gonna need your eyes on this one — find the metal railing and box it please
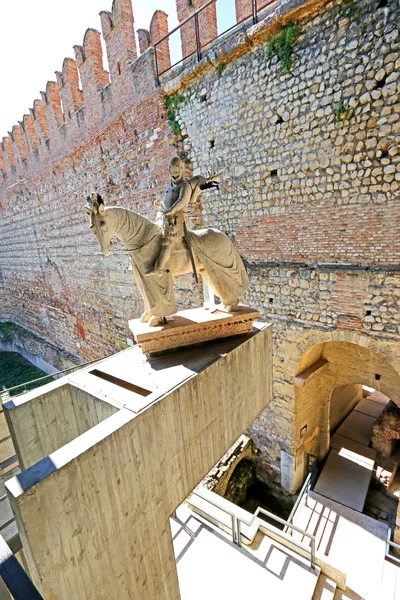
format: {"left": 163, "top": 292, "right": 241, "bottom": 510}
{"left": 192, "top": 488, "right": 316, "bottom": 569}
{"left": 0, "top": 493, "right": 15, "bottom": 534}
{"left": 239, "top": 505, "right": 316, "bottom": 569}
{"left": 0, "top": 532, "right": 44, "bottom": 599}
{"left": 284, "top": 471, "right": 313, "bottom": 534}
{"left": 284, "top": 453, "right": 319, "bottom": 535}
{"left": 154, "top": 0, "right": 277, "bottom": 81}
{"left": 0, "top": 352, "right": 116, "bottom": 402}
{"left": 385, "top": 528, "right": 400, "bottom": 565}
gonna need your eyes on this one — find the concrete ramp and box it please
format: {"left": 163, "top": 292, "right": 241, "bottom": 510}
{"left": 335, "top": 411, "right": 376, "bottom": 447}
{"left": 314, "top": 447, "right": 374, "bottom": 512}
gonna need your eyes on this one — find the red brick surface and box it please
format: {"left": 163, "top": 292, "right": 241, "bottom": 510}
{"left": 175, "top": 0, "right": 217, "bottom": 59}
{"left": 0, "top": 3, "right": 182, "bottom": 361}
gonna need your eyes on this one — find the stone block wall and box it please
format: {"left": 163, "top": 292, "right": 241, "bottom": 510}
{"left": 165, "top": 0, "right": 400, "bottom": 486}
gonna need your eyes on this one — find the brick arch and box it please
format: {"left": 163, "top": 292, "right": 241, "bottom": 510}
{"left": 292, "top": 329, "right": 400, "bottom": 387}
{"left": 295, "top": 338, "right": 400, "bottom": 406}
{"left": 286, "top": 330, "right": 400, "bottom": 492}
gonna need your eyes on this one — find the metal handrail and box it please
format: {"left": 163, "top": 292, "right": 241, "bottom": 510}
{"left": 386, "top": 528, "right": 400, "bottom": 565}
{"left": 0, "top": 352, "right": 116, "bottom": 400}
{"left": 284, "top": 454, "right": 320, "bottom": 534}
{"left": 238, "top": 506, "right": 316, "bottom": 569}
{"left": 153, "top": 0, "right": 277, "bottom": 80}
{"left": 284, "top": 471, "right": 312, "bottom": 533}
{"left": 0, "top": 532, "right": 44, "bottom": 599}
{"left": 192, "top": 488, "right": 316, "bottom": 569}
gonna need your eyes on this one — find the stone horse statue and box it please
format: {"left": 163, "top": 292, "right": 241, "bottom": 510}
{"left": 85, "top": 194, "right": 250, "bottom": 326}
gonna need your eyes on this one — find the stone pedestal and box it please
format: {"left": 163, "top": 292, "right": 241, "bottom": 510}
{"left": 129, "top": 305, "right": 260, "bottom": 353}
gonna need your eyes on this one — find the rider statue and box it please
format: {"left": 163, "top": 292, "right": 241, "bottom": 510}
{"left": 145, "top": 157, "right": 219, "bottom": 276}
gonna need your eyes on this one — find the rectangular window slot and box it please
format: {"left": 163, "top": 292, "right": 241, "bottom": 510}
{"left": 90, "top": 369, "right": 152, "bottom": 397}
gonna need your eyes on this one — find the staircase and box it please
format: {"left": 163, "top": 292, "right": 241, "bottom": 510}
{"left": 292, "top": 491, "right": 400, "bottom": 600}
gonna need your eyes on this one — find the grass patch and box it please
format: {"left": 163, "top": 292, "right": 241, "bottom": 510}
{"left": 0, "top": 352, "right": 51, "bottom": 397}
{"left": 0, "top": 322, "right": 26, "bottom": 341}
{"left": 267, "top": 21, "right": 301, "bottom": 74}
{"left": 342, "top": 0, "right": 361, "bottom": 19}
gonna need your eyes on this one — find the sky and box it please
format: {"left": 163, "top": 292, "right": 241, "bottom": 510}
{"left": 0, "top": 0, "right": 179, "bottom": 137}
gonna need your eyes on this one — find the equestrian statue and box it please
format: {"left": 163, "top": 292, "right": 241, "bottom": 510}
{"left": 85, "top": 157, "right": 250, "bottom": 327}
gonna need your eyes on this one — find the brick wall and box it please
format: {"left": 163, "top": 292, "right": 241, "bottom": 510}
{"left": 0, "top": 2, "right": 187, "bottom": 362}
{"left": 235, "top": 0, "right": 253, "bottom": 23}
{"left": 175, "top": 0, "right": 218, "bottom": 59}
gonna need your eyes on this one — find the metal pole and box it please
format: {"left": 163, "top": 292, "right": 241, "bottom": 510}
{"left": 236, "top": 517, "right": 242, "bottom": 548}
{"left": 194, "top": 13, "right": 202, "bottom": 62}
{"left": 252, "top": 0, "right": 258, "bottom": 24}
{"left": 310, "top": 537, "right": 315, "bottom": 570}
{"left": 154, "top": 44, "right": 160, "bottom": 86}
{"left": 231, "top": 515, "right": 236, "bottom": 544}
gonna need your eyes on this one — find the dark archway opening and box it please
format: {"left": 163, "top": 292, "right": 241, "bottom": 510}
{"left": 223, "top": 459, "right": 294, "bottom": 528}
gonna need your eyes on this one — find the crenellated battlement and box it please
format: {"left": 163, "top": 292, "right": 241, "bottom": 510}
{"left": 0, "top": 0, "right": 272, "bottom": 189}
{"left": 0, "top": 0, "right": 175, "bottom": 190}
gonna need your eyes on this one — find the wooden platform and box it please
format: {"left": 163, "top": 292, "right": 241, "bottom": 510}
{"left": 129, "top": 305, "right": 260, "bottom": 354}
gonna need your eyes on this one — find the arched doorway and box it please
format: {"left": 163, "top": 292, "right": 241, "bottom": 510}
{"left": 292, "top": 338, "right": 400, "bottom": 492}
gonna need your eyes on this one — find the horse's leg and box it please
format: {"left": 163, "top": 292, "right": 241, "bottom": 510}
{"left": 198, "top": 267, "right": 239, "bottom": 312}
{"left": 198, "top": 268, "right": 215, "bottom": 310}
{"left": 130, "top": 259, "right": 152, "bottom": 322}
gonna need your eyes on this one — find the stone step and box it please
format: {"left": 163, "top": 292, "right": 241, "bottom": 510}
{"left": 332, "top": 559, "right": 400, "bottom": 600}
{"left": 378, "top": 558, "right": 400, "bottom": 600}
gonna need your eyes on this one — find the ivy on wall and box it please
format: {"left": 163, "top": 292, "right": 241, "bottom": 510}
{"left": 267, "top": 21, "right": 301, "bottom": 73}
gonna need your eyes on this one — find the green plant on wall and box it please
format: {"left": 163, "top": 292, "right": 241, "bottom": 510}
{"left": 0, "top": 322, "right": 25, "bottom": 341}
{"left": 267, "top": 21, "right": 301, "bottom": 74}
{"left": 342, "top": 0, "right": 361, "bottom": 19}
{"left": 215, "top": 63, "right": 226, "bottom": 78}
{"left": 0, "top": 352, "right": 50, "bottom": 397}
{"left": 165, "top": 93, "right": 185, "bottom": 135}
{"left": 333, "top": 100, "right": 352, "bottom": 122}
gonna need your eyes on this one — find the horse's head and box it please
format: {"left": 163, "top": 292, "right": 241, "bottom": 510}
{"left": 85, "top": 194, "right": 113, "bottom": 257}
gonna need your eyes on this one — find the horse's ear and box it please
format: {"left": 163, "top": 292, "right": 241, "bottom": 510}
{"left": 98, "top": 202, "right": 105, "bottom": 214}
{"left": 84, "top": 196, "right": 93, "bottom": 214}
